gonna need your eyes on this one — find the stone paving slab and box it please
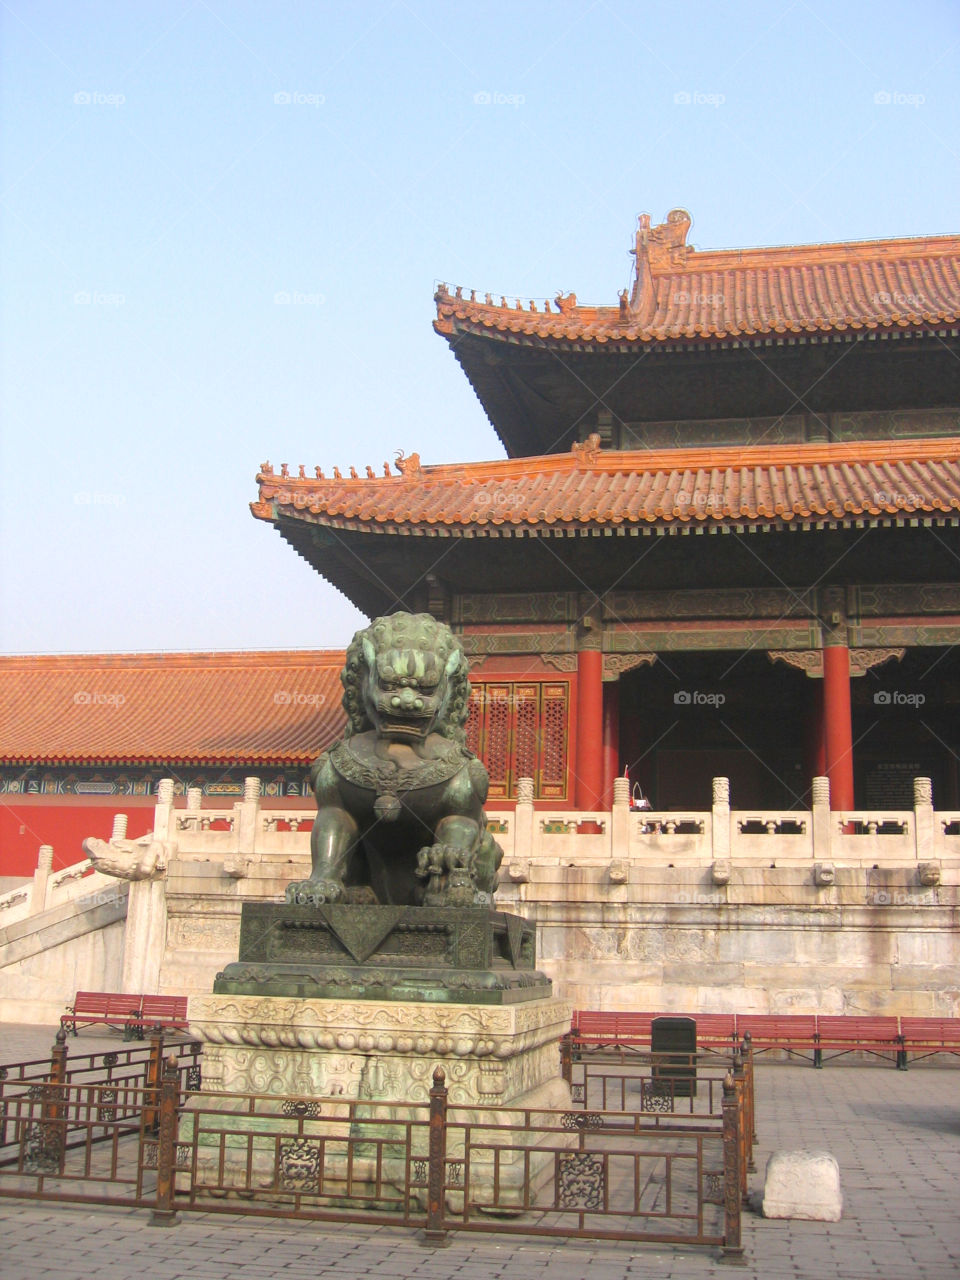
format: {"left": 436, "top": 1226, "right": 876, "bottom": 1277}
{"left": 2, "top": 1024, "right": 959, "bottom": 1279}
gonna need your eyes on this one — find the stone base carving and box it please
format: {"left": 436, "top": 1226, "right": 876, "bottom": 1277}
{"left": 189, "top": 993, "right": 570, "bottom": 1105}
{"left": 185, "top": 992, "right": 572, "bottom": 1207}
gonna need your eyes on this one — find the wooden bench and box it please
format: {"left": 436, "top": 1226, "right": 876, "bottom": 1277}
{"left": 571, "top": 1012, "right": 654, "bottom": 1051}
{"left": 139, "top": 995, "right": 189, "bottom": 1033}
{"left": 61, "top": 991, "right": 143, "bottom": 1038}
{"left": 899, "top": 1017, "right": 960, "bottom": 1067}
{"left": 736, "top": 1014, "right": 819, "bottom": 1064}
{"left": 688, "top": 1013, "right": 738, "bottom": 1048}
{"left": 570, "top": 1011, "right": 737, "bottom": 1054}
{"left": 61, "top": 991, "right": 189, "bottom": 1039}
{"left": 814, "top": 1015, "right": 903, "bottom": 1068}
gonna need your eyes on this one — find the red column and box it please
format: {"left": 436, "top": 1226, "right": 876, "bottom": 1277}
{"left": 575, "top": 649, "right": 605, "bottom": 809}
{"left": 602, "top": 682, "right": 620, "bottom": 809}
{"left": 823, "top": 645, "right": 855, "bottom": 810}
{"left": 803, "top": 677, "right": 826, "bottom": 787}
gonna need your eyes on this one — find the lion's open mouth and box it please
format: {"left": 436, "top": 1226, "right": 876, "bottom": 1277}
{"left": 379, "top": 717, "right": 431, "bottom": 740}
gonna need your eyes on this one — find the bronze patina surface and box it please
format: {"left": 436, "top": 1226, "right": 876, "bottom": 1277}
{"left": 214, "top": 613, "right": 551, "bottom": 1004}
{"left": 286, "top": 612, "right": 502, "bottom": 910}
{"left": 213, "top": 903, "right": 549, "bottom": 1004}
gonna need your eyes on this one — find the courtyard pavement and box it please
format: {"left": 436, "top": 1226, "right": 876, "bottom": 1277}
{"left": 1, "top": 1023, "right": 958, "bottom": 1279}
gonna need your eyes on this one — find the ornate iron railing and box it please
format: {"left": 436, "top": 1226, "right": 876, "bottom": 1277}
{"left": 0, "top": 1046, "right": 746, "bottom": 1258}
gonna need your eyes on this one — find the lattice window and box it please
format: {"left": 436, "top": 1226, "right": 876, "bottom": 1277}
{"left": 483, "top": 690, "right": 512, "bottom": 798}
{"left": 540, "top": 683, "right": 569, "bottom": 798}
{"left": 464, "top": 688, "right": 482, "bottom": 756}
{"left": 514, "top": 685, "right": 539, "bottom": 783}
{"left": 467, "top": 679, "right": 570, "bottom": 800}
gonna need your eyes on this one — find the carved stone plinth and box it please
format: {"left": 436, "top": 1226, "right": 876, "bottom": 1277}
{"left": 185, "top": 992, "right": 572, "bottom": 1206}
{"left": 190, "top": 992, "right": 570, "bottom": 1104}
{"left": 213, "top": 903, "right": 551, "bottom": 1005}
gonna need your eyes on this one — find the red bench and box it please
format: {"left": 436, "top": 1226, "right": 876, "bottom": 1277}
{"left": 734, "top": 1015, "right": 819, "bottom": 1064}
{"left": 814, "top": 1015, "right": 903, "bottom": 1068}
{"left": 570, "top": 1011, "right": 737, "bottom": 1053}
{"left": 899, "top": 1018, "right": 960, "bottom": 1067}
{"left": 688, "top": 1013, "right": 738, "bottom": 1048}
{"left": 139, "top": 995, "right": 189, "bottom": 1033}
{"left": 571, "top": 1012, "right": 654, "bottom": 1052}
{"left": 61, "top": 991, "right": 143, "bottom": 1037}
{"left": 570, "top": 1011, "right": 960, "bottom": 1069}
{"left": 61, "top": 991, "right": 189, "bottom": 1039}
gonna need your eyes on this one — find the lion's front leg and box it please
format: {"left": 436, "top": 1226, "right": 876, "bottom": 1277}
{"left": 285, "top": 753, "right": 360, "bottom": 906}
{"left": 415, "top": 814, "right": 490, "bottom": 906}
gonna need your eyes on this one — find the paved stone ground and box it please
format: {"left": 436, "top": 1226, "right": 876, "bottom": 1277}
{"left": 2, "top": 1024, "right": 959, "bottom": 1279}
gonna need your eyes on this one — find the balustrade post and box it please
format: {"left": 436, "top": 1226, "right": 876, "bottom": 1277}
{"left": 913, "top": 777, "right": 934, "bottom": 861}
{"left": 49, "top": 1025, "right": 69, "bottom": 1086}
{"left": 31, "top": 845, "right": 54, "bottom": 915}
{"left": 422, "top": 1066, "right": 450, "bottom": 1247}
{"left": 514, "top": 777, "right": 535, "bottom": 861}
{"left": 235, "top": 776, "right": 261, "bottom": 854}
{"left": 741, "top": 1032, "right": 757, "bottom": 1147}
{"left": 42, "top": 1027, "right": 69, "bottom": 1175}
{"left": 154, "top": 779, "right": 176, "bottom": 842}
{"left": 812, "top": 775, "right": 831, "bottom": 861}
{"left": 737, "top": 1038, "right": 755, "bottom": 1169}
{"left": 148, "top": 1055, "right": 181, "bottom": 1227}
{"left": 611, "top": 775, "right": 631, "bottom": 853}
{"left": 712, "top": 777, "right": 731, "bottom": 862}
{"left": 732, "top": 1047, "right": 748, "bottom": 1199}
{"left": 143, "top": 1026, "right": 165, "bottom": 1133}
{"left": 719, "top": 1072, "right": 745, "bottom": 1263}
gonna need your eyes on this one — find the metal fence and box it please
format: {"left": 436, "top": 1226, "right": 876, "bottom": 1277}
{"left": 0, "top": 1038, "right": 749, "bottom": 1258}
{"left": 0, "top": 1030, "right": 201, "bottom": 1180}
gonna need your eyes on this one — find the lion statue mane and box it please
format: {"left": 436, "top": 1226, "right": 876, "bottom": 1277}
{"left": 286, "top": 612, "right": 502, "bottom": 909}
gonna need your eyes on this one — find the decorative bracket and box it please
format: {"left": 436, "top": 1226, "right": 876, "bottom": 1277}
{"left": 602, "top": 653, "right": 657, "bottom": 681}
{"left": 767, "top": 647, "right": 906, "bottom": 678}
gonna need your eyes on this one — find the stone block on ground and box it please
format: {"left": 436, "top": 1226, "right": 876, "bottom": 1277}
{"left": 762, "top": 1148, "right": 842, "bottom": 1221}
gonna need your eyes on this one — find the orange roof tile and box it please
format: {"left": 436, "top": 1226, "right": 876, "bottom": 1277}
{"left": 435, "top": 210, "right": 960, "bottom": 345}
{"left": 0, "top": 651, "right": 347, "bottom": 765}
{"left": 254, "top": 438, "right": 960, "bottom": 535}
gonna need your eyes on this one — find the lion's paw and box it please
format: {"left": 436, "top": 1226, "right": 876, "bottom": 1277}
{"left": 285, "top": 878, "right": 345, "bottom": 906}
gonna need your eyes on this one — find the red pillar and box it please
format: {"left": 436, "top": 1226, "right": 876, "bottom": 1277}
{"left": 803, "top": 677, "right": 826, "bottom": 788}
{"left": 575, "top": 649, "right": 605, "bottom": 809}
{"left": 602, "top": 682, "right": 620, "bottom": 809}
{"left": 823, "top": 645, "right": 855, "bottom": 810}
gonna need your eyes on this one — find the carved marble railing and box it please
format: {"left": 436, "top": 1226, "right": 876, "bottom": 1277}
{"left": 493, "top": 775, "right": 958, "bottom": 879}
{"left": 0, "top": 847, "right": 121, "bottom": 927}
{"left": 54, "top": 774, "right": 958, "bottom": 900}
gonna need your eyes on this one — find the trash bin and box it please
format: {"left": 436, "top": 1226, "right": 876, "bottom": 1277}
{"left": 650, "top": 1015, "right": 697, "bottom": 1099}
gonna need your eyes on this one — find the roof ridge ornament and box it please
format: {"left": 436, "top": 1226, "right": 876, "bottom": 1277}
{"left": 630, "top": 208, "right": 693, "bottom": 312}
{"left": 394, "top": 449, "right": 423, "bottom": 478}
{"left": 571, "top": 433, "right": 603, "bottom": 463}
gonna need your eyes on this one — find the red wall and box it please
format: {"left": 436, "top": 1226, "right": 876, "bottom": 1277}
{"left": 0, "top": 796, "right": 157, "bottom": 877}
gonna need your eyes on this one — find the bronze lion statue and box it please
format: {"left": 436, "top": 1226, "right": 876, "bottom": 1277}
{"left": 286, "top": 612, "right": 503, "bottom": 908}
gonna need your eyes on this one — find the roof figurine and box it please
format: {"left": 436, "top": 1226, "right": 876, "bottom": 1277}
{"left": 394, "top": 450, "right": 422, "bottom": 478}
{"left": 570, "top": 433, "right": 603, "bottom": 463}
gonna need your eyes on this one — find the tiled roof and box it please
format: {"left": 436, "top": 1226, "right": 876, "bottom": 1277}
{"left": 253, "top": 438, "right": 960, "bottom": 535}
{"left": 0, "top": 651, "right": 347, "bottom": 765}
{"left": 435, "top": 210, "right": 960, "bottom": 345}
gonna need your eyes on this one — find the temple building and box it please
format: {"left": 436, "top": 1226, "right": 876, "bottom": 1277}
{"left": 252, "top": 211, "right": 960, "bottom": 814}
{"left": 3, "top": 210, "right": 959, "bottom": 1019}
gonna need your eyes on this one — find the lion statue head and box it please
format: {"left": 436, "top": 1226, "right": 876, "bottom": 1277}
{"left": 340, "top": 612, "right": 471, "bottom": 743}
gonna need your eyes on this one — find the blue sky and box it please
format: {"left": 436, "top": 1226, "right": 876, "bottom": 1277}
{"left": 2, "top": 0, "right": 958, "bottom": 653}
